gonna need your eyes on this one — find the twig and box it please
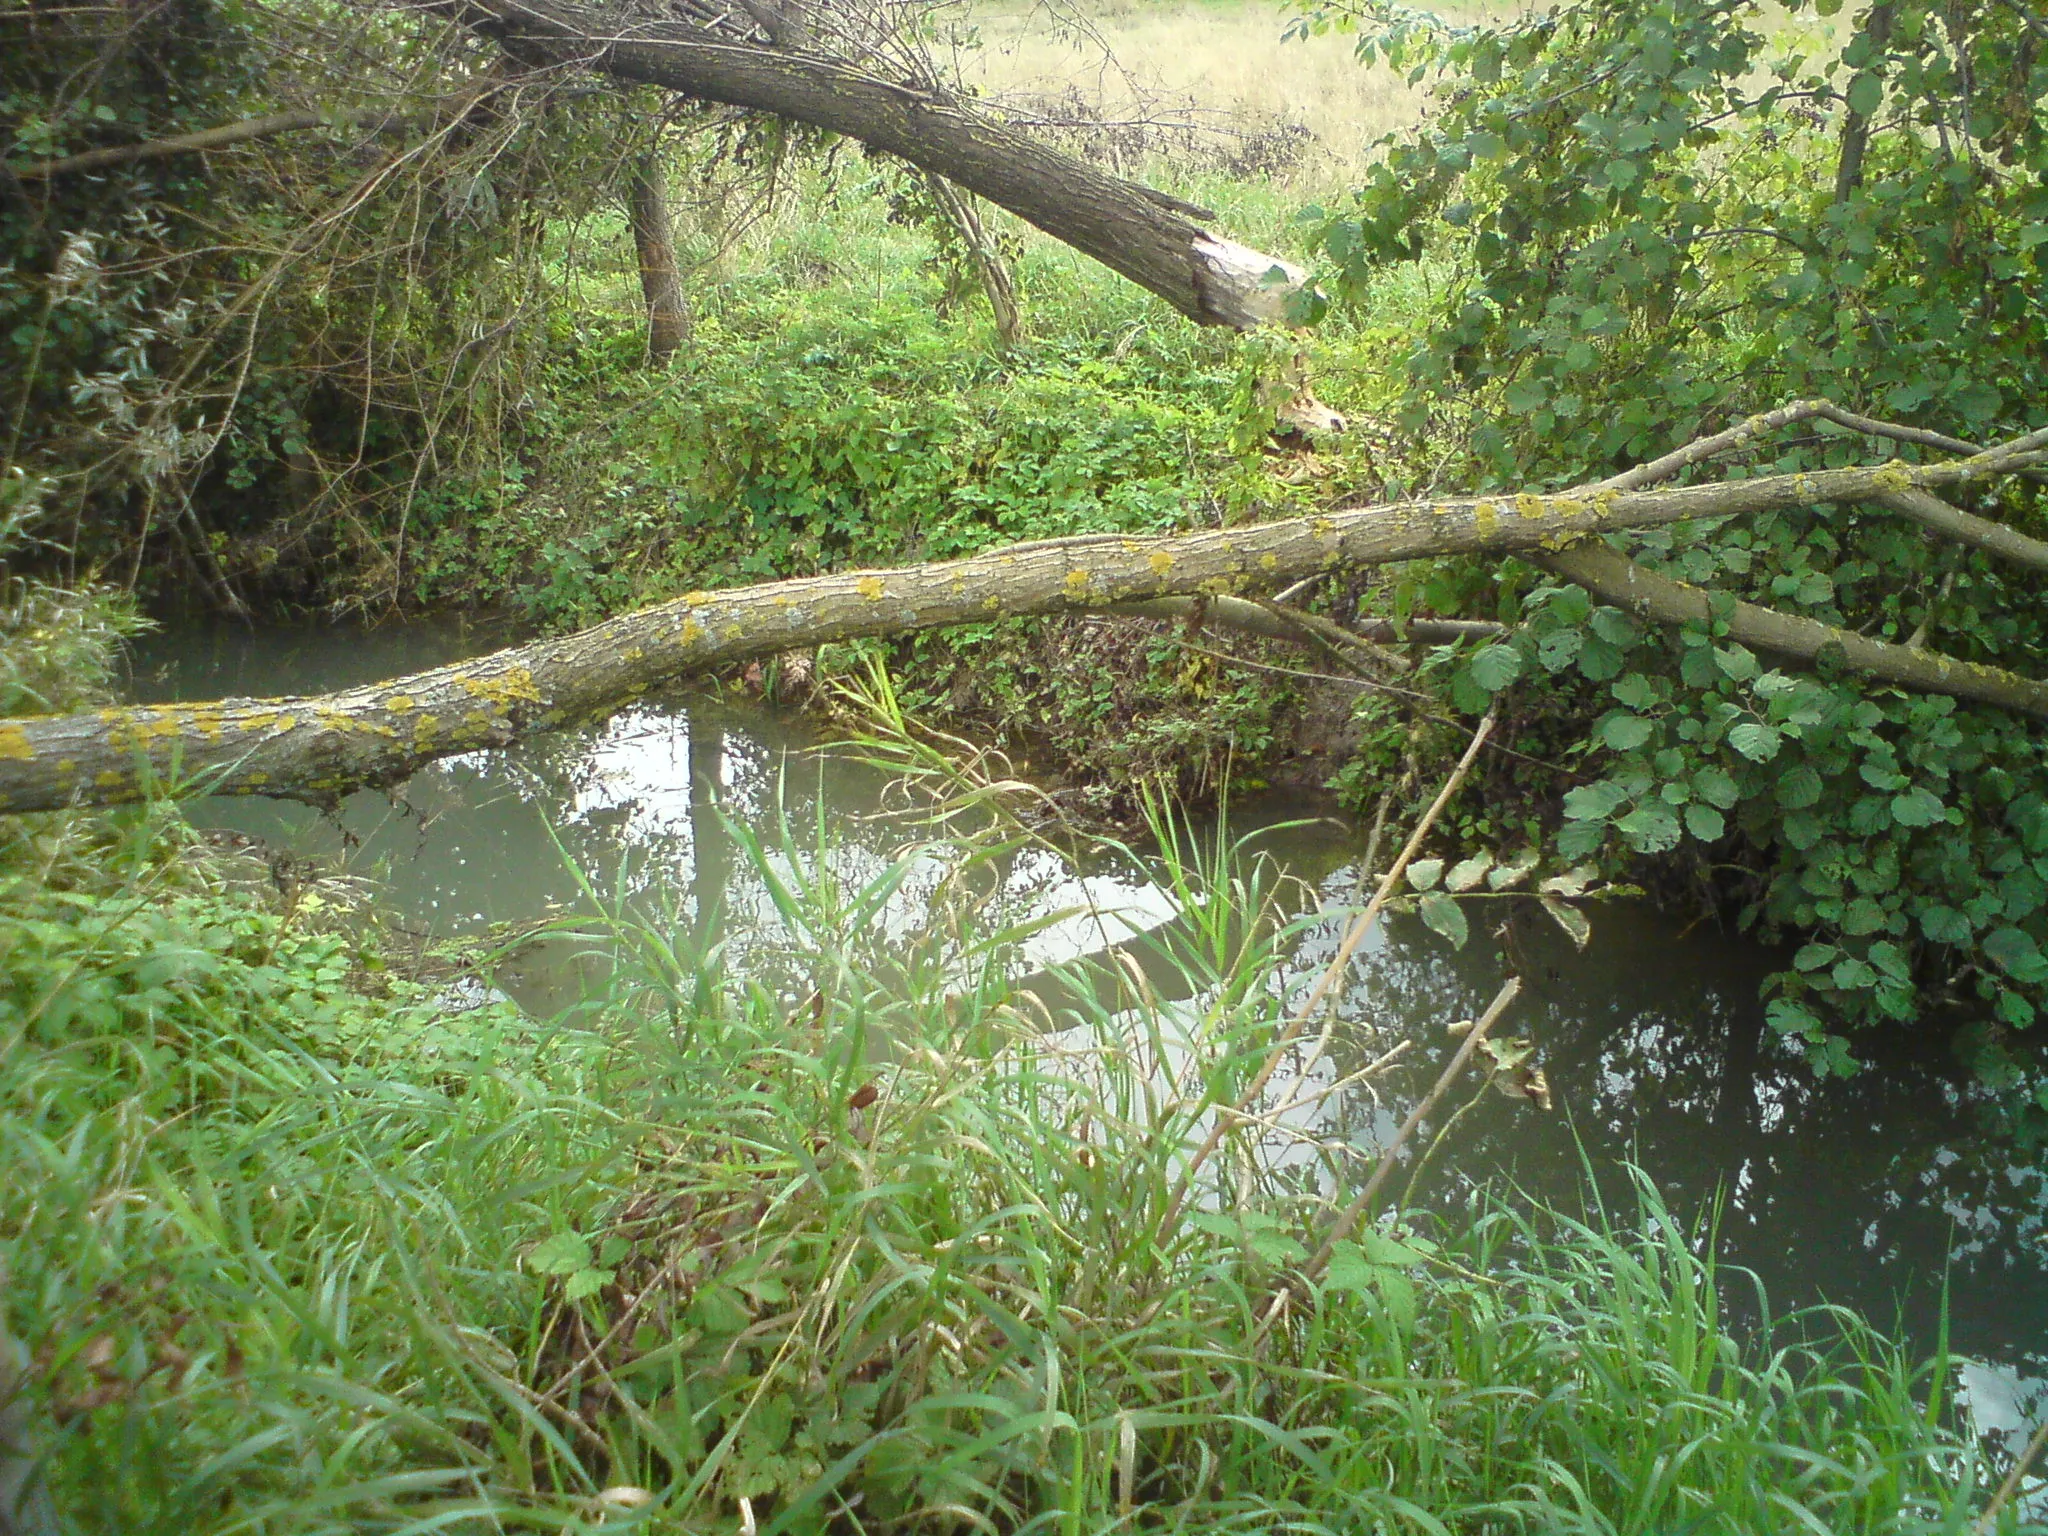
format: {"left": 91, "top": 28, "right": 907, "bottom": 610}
{"left": 1595, "top": 397, "right": 2047, "bottom": 494}
{"left": 1979, "top": 1413, "right": 2048, "bottom": 1533}
{"left": 1249, "top": 975, "right": 1522, "bottom": 1342}
{"left": 1153, "top": 708, "right": 1498, "bottom": 1245}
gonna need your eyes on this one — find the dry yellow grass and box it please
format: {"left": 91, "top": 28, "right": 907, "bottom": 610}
{"left": 955, "top": 0, "right": 1504, "bottom": 190}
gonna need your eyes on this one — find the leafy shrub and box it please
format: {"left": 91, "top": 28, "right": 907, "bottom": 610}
{"left": 1303, "top": 0, "right": 2048, "bottom": 1072}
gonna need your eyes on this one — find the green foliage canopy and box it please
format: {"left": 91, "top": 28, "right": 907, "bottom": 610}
{"left": 1301, "top": 0, "right": 2048, "bottom": 1079}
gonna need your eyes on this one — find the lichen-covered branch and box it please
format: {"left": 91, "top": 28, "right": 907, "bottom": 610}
{"left": 1537, "top": 544, "right": 2048, "bottom": 720}
{"left": 2, "top": 450, "right": 2038, "bottom": 815}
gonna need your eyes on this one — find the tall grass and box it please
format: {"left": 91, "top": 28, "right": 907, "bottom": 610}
{"left": 1, "top": 767, "right": 2019, "bottom": 1533}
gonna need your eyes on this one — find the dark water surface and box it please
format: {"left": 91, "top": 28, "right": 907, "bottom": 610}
{"left": 129, "top": 620, "right": 2048, "bottom": 1449}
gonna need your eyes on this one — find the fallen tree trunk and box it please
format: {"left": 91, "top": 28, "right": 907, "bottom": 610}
{"left": 452, "top": 0, "right": 1306, "bottom": 327}
{"left": 1, "top": 451, "right": 2038, "bottom": 816}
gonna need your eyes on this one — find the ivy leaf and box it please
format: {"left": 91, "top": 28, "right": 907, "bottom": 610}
{"left": 1418, "top": 892, "right": 1470, "bottom": 948}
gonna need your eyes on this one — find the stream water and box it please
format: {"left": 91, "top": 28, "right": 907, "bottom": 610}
{"left": 130, "top": 619, "right": 2048, "bottom": 1452}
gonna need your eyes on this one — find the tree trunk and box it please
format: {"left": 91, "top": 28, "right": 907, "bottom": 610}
{"left": 454, "top": 0, "right": 1305, "bottom": 328}
{"left": 1, "top": 450, "right": 2038, "bottom": 817}
{"left": 628, "top": 153, "right": 692, "bottom": 361}
{"left": 923, "top": 172, "right": 1021, "bottom": 346}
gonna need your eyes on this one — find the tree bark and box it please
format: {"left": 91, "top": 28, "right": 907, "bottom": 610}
{"left": 1833, "top": 2, "right": 1896, "bottom": 205}
{"left": 1, "top": 451, "right": 2038, "bottom": 816}
{"left": 627, "top": 153, "right": 692, "bottom": 361}
{"left": 452, "top": 0, "right": 1306, "bottom": 327}
{"left": 1537, "top": 544, "right": 2048, "bottom": 719}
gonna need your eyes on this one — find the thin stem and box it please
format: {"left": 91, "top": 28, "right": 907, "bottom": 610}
{"left": 1153, "top": 708, "right": 1497, "bottom": 1246}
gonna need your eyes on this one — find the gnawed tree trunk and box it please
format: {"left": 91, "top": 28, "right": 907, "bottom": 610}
{"left": 2, "top": 449, "right": 2041, "bottom": 816}
{"left": 628, "top": 153, "right": 692, "bottom": 361}
{"left": 454, "top": 0, "right": 1306, "bottom": 328}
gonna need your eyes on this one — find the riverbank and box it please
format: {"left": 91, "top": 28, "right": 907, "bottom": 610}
{"left": 0, "top": 767, "right": 2018, "bottom": 1533}
{"left": 5, "top": 591, "right": 2042, "bottom": 1530}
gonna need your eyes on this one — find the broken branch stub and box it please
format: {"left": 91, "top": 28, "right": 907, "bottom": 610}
{"left": 451, "top": 0, "right": 1307, "bottom": 328}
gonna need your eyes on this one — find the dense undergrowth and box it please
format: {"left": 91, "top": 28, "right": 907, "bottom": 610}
{"left": 0, "top": 783, "right": 2016, "bottom": 1531}
{"left": 0, "top": 582, "right": 2024, "bottom": 1532}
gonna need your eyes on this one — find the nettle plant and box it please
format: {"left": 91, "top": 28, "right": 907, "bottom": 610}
{"left": 1298, "top": 0, "right": 2048, "bottom": 1077}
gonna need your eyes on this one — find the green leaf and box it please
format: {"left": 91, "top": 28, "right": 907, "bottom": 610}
{"left": 1541, "top": 896, "right": 1591, "bottom": 949}
{"left": 1890, "top": 786, "right": 1944, "bottom": 828}
{"left": 1794, "top": 943, "right": 1838, "bottom": 972}
{"left": 1469, "top": 643, "right": 1523, "bottom": 692}
{"left": 1845, "top": 70, "right": 1883, "bottom": 117}
{"left": 1615, "top": 800, "right": 1683, "bottom": 854}
{"left": 1598, "top": 713, "right": 1654, "bottom": 751}
{"left": 1406, "top": 857, "right": 1446, "bottom": 891}
{"left": 529, "top": 1232, "right": 593, "bottom": 1276}
{"left": 1683, "top": 803, "right": 1726, "bottom": 842}
{"left": 1715, "top": 644, "right": 1758, "bottom": 682}
{"left": 564, "top": 1267, "right": 614, "bottom": 1301}
{"left": 1418, "top": 892, "right": 1470, "bottom": 948}
{"left": 1488, "top": 847, "right": 1542, "bottom": 890}
{"left": 1727, "top": 722, "right": 1782, "bottom": 762}
{"left": 1776, "top": 765, "right": 1823, "bottom": 809}
{"left": 1588, "top": 608, "right": 1638, "bottom": 646}
{"left": 1984, "top": 927, "right": 2048, "bottom": 984}
{"left": 1612, "top": 672, "right": 1658, "bottom": 709}
{"left": 1324, "top": 1242, "right": 1376, "bottom": 1295}
{"left": 1563, "top": 780, "right": 1629, "bottom": 822}
{"left": 1841, "top": 897, "right": 1887, "bottom": 936}
{"left": 1692, "top": 766, "right": 1740, "bottom": 809}
{"left": 1919, "top": 905, "right": 1971, "bottom": 946}
{"left": 1578, "top": 636, "right": 1625, "bottom": 681}
{"left": 1446, "top": 854, "right": 1494, "bottom": 893}
{"left": 1358, "top": 1231, "right": 1428, "bottom": 1268}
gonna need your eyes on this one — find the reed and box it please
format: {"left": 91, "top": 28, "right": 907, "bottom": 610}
{"left": 0, "top": 749, "right": 2017, "bottom": 1531}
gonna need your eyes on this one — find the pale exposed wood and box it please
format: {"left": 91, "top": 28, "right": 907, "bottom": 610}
{"left": 456, "top": 0, "right": 1306, "bottom": 327}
